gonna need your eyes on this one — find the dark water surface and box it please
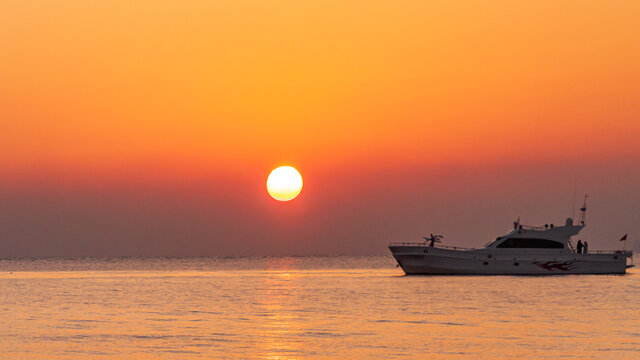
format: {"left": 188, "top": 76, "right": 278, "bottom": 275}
{"left": 1, "top": 256, "right": 638, "bottom": 359}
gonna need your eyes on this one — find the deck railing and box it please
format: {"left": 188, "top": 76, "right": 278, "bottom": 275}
{"left": 388, "top": 243, "right": 476, "bottom": 251}
{"left": 389, "top": 243, "right": 632, "bottom": 256}
{"left": 585, "top": 250, "right": 633, "bottom": 255}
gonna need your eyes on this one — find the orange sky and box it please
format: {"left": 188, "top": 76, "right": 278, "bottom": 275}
{"left": 2, "top": 0, "right": 639, "bottom": 172}
{"left": 0, "top": 1, "right": 639, "bottom": 256}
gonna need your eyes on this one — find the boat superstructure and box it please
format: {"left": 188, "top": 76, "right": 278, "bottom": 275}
{"left": 389, "top": 199, "right": 633, "bottom": 275}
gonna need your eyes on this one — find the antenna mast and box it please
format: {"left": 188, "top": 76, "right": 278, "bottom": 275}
{"left": 572, "top": 186, "right": 576, "bottom": 220}
{"left": 579, "top": 195, "right": 588, "bottom": 225}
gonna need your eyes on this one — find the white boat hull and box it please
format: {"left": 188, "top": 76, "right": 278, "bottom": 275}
{"left": 389, "top": 245, "right": 631, "bottom": 275}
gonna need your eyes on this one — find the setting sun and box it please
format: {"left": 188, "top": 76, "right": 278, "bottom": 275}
{"left": 267, "top": 166, "right": 303, "bottom": 201}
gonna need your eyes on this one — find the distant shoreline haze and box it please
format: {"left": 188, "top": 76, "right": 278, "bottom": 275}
{"left": 1, "top": 160, "right": 638, "bottom": 258}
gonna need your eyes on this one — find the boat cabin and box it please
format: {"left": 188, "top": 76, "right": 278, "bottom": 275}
{"left": 484, "top": 218, "right": 583, "bottom": 252}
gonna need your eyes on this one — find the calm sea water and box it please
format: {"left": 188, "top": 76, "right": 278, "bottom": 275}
{"left": 1, "top": 256, "right": 638, "bottom": 359}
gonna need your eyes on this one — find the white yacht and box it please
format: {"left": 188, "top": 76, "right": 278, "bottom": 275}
{"left": 389, "top": 200, "right": 633, "bottom": 275}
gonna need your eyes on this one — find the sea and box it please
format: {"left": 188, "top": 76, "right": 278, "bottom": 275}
{"left": 1, "top": 256, "right": 638, "bottom": 359}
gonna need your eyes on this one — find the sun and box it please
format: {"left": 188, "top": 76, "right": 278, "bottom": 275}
{"left": 267, "top": 166, "right": 303, "bottom": 201}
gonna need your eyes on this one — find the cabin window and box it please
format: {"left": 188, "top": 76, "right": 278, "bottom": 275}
{"left": 496, "top": 238, "right": 564, "bottom": 249}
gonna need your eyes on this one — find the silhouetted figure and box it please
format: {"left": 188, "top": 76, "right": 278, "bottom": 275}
{"left": 576, "top": 240, "right": 584, "bottom": 254}
{"left": 583, "top": 241, "right": 588, "bottom": 254}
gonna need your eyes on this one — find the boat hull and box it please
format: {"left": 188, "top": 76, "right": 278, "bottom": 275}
{"left": 389, "top": 245, "right": 630, "bottom": 275}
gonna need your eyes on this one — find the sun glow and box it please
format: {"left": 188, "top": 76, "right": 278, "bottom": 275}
{"left": 267, "top": 166, "right": 303, "bottom": 201}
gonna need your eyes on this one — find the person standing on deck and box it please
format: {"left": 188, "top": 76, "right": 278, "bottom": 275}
{"left": 576, "top": 240, "right": 584, "bottom": 254}
{"left": 583, "top": 241, "right": 588, "bottom": 254}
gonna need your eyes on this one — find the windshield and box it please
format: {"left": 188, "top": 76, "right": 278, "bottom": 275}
{"left": 483, "top": 237, "right": 501, "bottom": 247}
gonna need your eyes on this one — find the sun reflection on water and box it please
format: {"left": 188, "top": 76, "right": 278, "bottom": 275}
{"left": 259, "top": 257, "right": 302, "bottom": 360}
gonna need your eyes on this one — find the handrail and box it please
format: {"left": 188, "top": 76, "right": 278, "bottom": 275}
{"left": 519, "top": 225, "right": 547, "bottom": 230}
{"left": 583, "top": 250, "right": 633, "bottom": 255}
{"left": 390, "top": 243, "right": 632, "bottom": 256}
{"left": 389, "top": 243, "right": 476, "bottom": 251}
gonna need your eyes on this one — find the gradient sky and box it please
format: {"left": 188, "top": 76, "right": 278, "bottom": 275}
{"left": 1, "top": 1, "right": 639, "bottom": 257}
